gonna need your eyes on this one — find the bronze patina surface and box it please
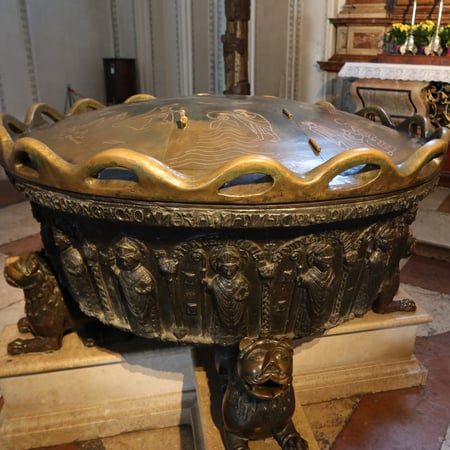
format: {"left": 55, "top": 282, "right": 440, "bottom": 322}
{"left": 0, "top": 95, "right": 446, "bottom": 204}
{"left": 0, "top": 94, "right": 448, "bottom": 450}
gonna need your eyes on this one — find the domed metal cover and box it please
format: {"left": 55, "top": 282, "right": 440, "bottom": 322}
{"left": 0, "top": 95, "right": 447, "bottom": 204}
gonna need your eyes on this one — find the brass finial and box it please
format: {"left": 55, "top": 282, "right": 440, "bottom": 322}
{"left": 178, "top": 110, "right": 188, "bottom": 129}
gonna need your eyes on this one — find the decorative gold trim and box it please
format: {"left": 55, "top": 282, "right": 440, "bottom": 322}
{"left": 0, "top": 96, "right": 447, "bottom": 205}
{"left": 124, "top": 94, "right": 156, "bottom": 103}
{"left": 67, "top": 98, "right": 105, "bottom": 115}
{"left": 14, "top": 178, "right": 436, "bottom": 229}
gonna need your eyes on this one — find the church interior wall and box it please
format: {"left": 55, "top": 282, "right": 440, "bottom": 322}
{"left": 0, "top": 0, "right": 340, "bottom": 122}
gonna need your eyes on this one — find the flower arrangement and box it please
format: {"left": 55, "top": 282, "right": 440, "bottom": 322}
{"left": 439, "top": 24, "right": 450, "bottom": 48}
{"left": 388, "top": 23, "right": 410, "bottom": 44}
{"left": 412, "top": 20, "right": 436, "bottom": 46}
{"left": 385, "top": 20, "right": 450, "bottom": 56}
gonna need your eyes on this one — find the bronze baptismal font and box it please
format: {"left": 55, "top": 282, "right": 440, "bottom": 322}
{"left": 0, "top": 94, "right": 448, "bottom": 449}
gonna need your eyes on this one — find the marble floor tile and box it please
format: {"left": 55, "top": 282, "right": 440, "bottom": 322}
{"left": 332, "top": 332, "right": 450, "bottom": 450}
{"left": 438, "top": 194, "right": 450, "bottom": 213}
{"left": 401, "top": 255, "right": 450, "bottom": 296}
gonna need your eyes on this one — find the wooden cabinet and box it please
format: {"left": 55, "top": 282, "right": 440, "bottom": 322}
{"left": 103, "top": 58, "right": 137, "bottom": 105}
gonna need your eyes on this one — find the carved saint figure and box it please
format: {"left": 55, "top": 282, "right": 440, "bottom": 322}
{"left": 52, "top": 228, "right": 99, "bottom": 317}
{"left": 370, "top": 221, "right": 416, "bottom": 314}
{"left": 334, "top": 229, "right": 372, "bottom": 321}
{"left": 204, "top": 245, "right": 249, "bottom": 335}
{"left": 297, "top": 241, "right": 339, "bottom": 332}
{"left": 221, "top": 337, "right": 308, "bottom": 450}
{"left": 110, "top": 237, "right": 159, "bottom": 334}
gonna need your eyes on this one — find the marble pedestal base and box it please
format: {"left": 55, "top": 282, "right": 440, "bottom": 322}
{"left": 0, "top": 328, "right": 196, "bottom": 450}
{"left": 0, "top": 289, "right": 430, "bottom": 450}
{"left": 294, "top": 290, "right": 430, "bottom": 404}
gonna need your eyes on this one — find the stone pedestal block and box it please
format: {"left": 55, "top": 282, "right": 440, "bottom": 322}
{"left": 293, "top": 290, "right": 431, "bottom": 404}
{"left": 0, "top": 289, "right": 430, "bottom": 449}
{"left": 0, "top": 327, "right": 195, "bottom": 450}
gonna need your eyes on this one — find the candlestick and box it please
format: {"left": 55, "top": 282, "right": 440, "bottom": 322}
{"left": 400, "top": 0, "right": 418, "bottom": 54}
{"left": 424, "top": 0, "right": 444, "bottom": 55}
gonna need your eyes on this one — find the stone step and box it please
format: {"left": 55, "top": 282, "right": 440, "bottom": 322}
{"left": 412, "top": 186, "right": 450, "bottom": 262}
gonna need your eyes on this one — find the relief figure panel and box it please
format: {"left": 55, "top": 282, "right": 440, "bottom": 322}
{"left": 33, "top": 205, "right": 418, "bottom": 344}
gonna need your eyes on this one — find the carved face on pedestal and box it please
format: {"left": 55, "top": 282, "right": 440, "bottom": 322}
{"left": 237, "top": 337, "right": 293, "bottom": 399}
{"left": 4, "top": 253, "right": 41, "bottom": 289}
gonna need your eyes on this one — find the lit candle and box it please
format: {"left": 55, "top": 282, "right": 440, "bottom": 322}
{"left": 411, "top": 0, "right": 417, "bottom": 27}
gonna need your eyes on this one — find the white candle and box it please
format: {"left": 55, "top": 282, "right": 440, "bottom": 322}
{"left": 437, "top": 0, "right": 444, "bottom": 29}
{"left": 411, "top": 0, "right": 417, "bottom": 27}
